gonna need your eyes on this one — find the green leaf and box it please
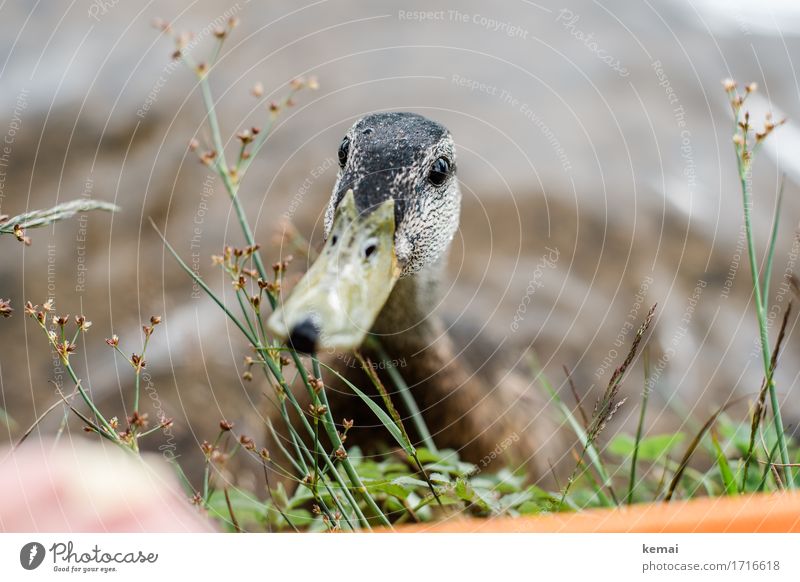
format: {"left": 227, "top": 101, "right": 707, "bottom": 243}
{"left": 517, "top": 500, "right": 543, "bottom": 515}
{"left": 207, "top": 487, "right": 267, "bottom": 529}
{"left": 609, "top": 433, "right": 685, "bottom": 461}
{"left": 454, "top": 478, "right": 473, "bottom": 502}
{"left": 414, "top": 447, "right": 447, "bottom": 463}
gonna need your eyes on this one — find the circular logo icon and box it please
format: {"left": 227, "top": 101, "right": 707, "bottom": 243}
{"left": 19, "top": 542, "right": 46, "bottom": 570}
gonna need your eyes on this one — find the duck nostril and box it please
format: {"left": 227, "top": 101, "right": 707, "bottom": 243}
{"left": 288, "top": 319, "right": 320, "bottom": 354}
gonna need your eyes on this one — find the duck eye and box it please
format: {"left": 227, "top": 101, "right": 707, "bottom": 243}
{"left": 338, "top": 137, "right": 350, "bottom": 168}
{"left": 428, "top": 156, "right": 451, "bottom": 187}
{"left": 330, "top": 234, "right": 338, "bottom": 246}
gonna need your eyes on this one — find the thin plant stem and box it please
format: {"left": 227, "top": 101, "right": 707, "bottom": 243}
{"left": 627, "top": 348, "right": 651, "bottom": 505}
{"left": 366, "top": 336, "right": 437, "bottom": 452}
{"left": 737, "top": 156, "right": 793, "bottom": 486}
{"left": 310, "top": 357, "right": 391, "bottom": 527}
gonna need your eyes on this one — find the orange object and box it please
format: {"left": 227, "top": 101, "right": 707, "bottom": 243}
{"left": 396, "top": 493, "right": 800, "bottom": 533}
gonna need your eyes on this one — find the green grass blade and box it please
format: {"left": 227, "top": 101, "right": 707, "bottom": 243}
{"left": 758, "top": 440, "right": 782, "bottom": 492}
{"left": 533, "top": 358, "right": 615, "bottom": 506}
{"left": 365, "top": 336, "right": 437, "bottom": 452}
{"left": 627, "top": 348, "right": 651, "bottom": 504}
{"left": 762, "top": 174, "right": 785, "bottom": 302}
{"left": 149, "top": 218, "right": 258, "bottom": 346}
{"left": 0, "top": 199, "right": 119, "bottom": 234}
{"left": 318, "top": 360, "right": 415, "bottom": 457}
{"left": 711, "top": 431, "right": 737, "bottom": 496}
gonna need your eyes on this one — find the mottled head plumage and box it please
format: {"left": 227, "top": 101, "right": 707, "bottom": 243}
{"left": 325, "top": 112, "right": 461, "bottom": 277}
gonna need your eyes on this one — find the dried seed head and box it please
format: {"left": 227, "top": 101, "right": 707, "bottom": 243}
{"left": 200, "top": 440, "right": 214, "bottom": 457}
{"left": 75, "top": 315, "right": 92, "bottom": 331}
{"left": 219, "top": 419, "right": 234, "bottom": 431}
{"left": 251, "top": 82, "right": 264, "bottom": 98}
{"left": 56, "top": 340, "right": 77, "bottom": 358}
{"left": 105, "top": 334, "right": 119, "bottom": 347}
{"left": 128, "top": 411, "right": 149, "bottom": 429}
{"left": 42, "top": 299, "right": 54, "bottom": 312}
{"left": 242, "top": 371, "right": 253, "bottom": 381}
{"left": 335, "top": 447, "right": 347, "bottom": 460}
{"left": 200, "top": 150, "right": 217, "bottom": 166}
{"left": 24, "top": 301, "right": 36, "bottom": 316}
{"left": 746, "top": 82, "right": 758, "bottom": 93}
{"left": 237, "top": 129, "right": 254, "bottom": 144}
{"left": 259, "top": 448, "right": 270, "bottom": 461}
{"left": 176, "top": 32, "right": 193, "bottom": 49}
{"left": 722, "top": 78, "right": 736, "bottom": 91}
{"left": 239, "top": 435, "right": 256, "bottom": 451}
{"left": 150, "top": 315, "right": 162, "bottom": 326}
{"left": 131, "top": 353, "right": 146, "bottom": 369}
{"left": 732, "top": 134, "right": 745, "bottom": 146}
{"left": 0, "top": 298, "right": 12, "bottom": 318}
{"left": 308, "top": 376, "right": 324, "bottom": 393}
{"left": 213, "top": 26, "right": 226, "bottom": 39}
{"left": 307, "top": 76, "right": 319, "bottom": 90}
{"left": 279, "top": 355, "right": 291, "bottom": 367}
{"left": 13, "top": 224, "right": 31, "bottom": 245}
{"left": 343, "top": 418, "right": 354, "bottom": 431}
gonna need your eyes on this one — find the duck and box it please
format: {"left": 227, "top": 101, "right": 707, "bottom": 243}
{"left": 268, "top": 112, "right": 548, "bottom": 469}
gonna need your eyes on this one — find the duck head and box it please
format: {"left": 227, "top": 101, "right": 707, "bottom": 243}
{"left": 268, "top": 112, "right": 460, "bottom": 353}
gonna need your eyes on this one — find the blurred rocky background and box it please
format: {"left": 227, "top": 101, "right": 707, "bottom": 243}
{"left": 2, "top": 0, "right": 800, "bottom": 482}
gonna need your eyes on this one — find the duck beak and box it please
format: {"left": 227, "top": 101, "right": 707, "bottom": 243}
{"left": 267, "top": 190, "right": 400, "bottom": 353}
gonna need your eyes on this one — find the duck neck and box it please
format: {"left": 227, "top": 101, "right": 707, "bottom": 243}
{"left": 370, "top": 258, "right": 447, "bottom": 356}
